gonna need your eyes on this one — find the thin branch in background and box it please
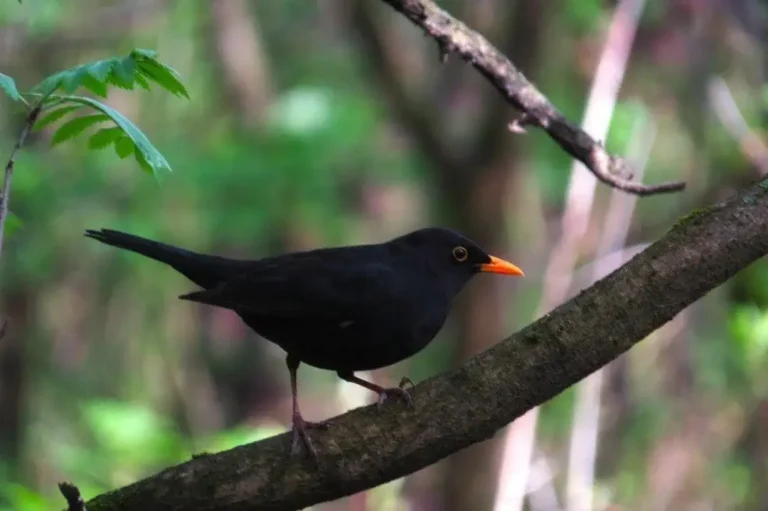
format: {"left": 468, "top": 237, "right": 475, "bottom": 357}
{"left": 0, "top": 318, "right": 7, "bottom": 342}
{"left": 565, "top": 118, "right": 656, "bottom": 511}
{"left": 59, "top": 482, "right": 87, "bottom": 511}
{"left": 708, "top": 76, "right": 768, "bottom": 175}
{"left": 494, "top": 0, "right": 647, "bottom": 508}
{"left": 377, "top": 0, "right": 684, "bottom": 195}
{"left": 0, "top": 101, "right": 43, "bottom": 260}
{"left": 527, "top": 450, "right": 563, "bottom": 511}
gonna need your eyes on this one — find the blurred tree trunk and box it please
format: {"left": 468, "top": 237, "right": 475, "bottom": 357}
{"left": 0, "top": 291, "right": 30, "bottom": 477}
{"left": 193, "top": 0, "right": 282, "bottom": 429}
{"left": 205, "top": 0, "right": 274, "bottom": 130}
{"left": 439, "top": 158, "right": 516, "bottom": 511}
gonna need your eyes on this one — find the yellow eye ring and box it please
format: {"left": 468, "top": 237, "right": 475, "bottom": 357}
{"left": 452, "top": 246, "right": 468, "bottom": 262}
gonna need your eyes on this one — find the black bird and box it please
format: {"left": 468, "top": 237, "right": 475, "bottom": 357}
{"left": 84, "top": 227, "right": 524, "bottom": 453}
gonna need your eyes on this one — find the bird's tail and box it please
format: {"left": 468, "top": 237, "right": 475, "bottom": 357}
{"left": 84, "top": 228, "right": 241, "bottom": 289}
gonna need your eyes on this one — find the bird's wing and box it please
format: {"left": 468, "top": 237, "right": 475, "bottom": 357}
{"left": 178, "top": 253, "right": 404, "bottom": 319}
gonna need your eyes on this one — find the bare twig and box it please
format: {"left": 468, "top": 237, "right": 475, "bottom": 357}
{"left": 59, "top": 482, "right": 87, "bottom": 511}
{"left": 0, "top": 101, "right": 44, "bottom": 260}
{"left": 376, "top": 0, "right": 685, "bottom": 195}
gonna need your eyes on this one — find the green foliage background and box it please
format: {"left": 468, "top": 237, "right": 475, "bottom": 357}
{"left": 1, "top": 0, "right": 767, "bottom": 509}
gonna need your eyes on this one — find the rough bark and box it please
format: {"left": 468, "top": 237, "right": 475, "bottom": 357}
{"left": 81, "top": 178, "right": 768, "bottom": 511}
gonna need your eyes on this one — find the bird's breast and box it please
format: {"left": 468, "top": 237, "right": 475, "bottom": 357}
{"left": 239, "top": 302, "right": 449, "bottom": 372}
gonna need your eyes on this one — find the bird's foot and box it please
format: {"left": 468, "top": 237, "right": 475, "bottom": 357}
{"left": 376, "top": 376, "right": 415, "bottom": 408}
{"left": 291, "top": 415, "right": 329, "bottom": 457}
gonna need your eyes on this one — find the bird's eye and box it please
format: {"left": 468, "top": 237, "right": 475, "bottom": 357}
{"left": 452, "top": 246, "right": 468, "bottom": 262}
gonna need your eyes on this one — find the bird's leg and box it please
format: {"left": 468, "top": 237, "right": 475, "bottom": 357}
{"left": 337, "top": 371, "right": 415, "bottom": 408}
{"left": 287, "top": 355, "right": 327, "bottom": 456}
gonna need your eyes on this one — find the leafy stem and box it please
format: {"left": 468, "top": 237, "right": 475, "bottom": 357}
{"left": 0, "top": 47, "right": 187, "bottom": 342}
{"left": 0, "top": 94, "right": 50, "bottom": 260}
{"left": 0, "top": 47, "right": 188, "bottom": 261}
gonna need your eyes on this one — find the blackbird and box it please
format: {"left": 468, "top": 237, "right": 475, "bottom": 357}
{"left": 84, "top": 227, "right": 524, "bottom": 454}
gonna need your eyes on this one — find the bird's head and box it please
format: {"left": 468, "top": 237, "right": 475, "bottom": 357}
{"left": 393, "top": 227, "right": 524, "bottom": 295}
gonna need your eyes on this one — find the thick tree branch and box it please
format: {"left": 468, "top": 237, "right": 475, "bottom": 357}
{"left": 375, "top": 0, "right": 686, "bottom": 196}
{"left": 83, "top": 177, "right": 768, "bottom": 510}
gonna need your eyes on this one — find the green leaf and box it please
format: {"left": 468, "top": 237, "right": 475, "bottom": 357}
{"left": 33, "top": 105, "right": 83, "bottom": 131}
{"left": 51, "top": 114, "right": 110, "bottom": 146}
{"left": 135, "top": 57, "right": 189, "bottom": 99}
{"left": 134, "top": 145, "right": 154, "bottom": 174}
{"left": 31, "top": 71, "right": 65, "bottom": 96}
{"left": 108, "top": 57, "right": 136, "bottom": 90}
{"left": 87, "top": 59, "right": 116, "bottom": 83}
{"left": 81, "top": 74, "right": 108, "bottom": 98}
{"left": 60, "top": 95, "right": 172, "bottom": 175}
{"left": 0, "top": 73, "right": 22, "bottom": 102}
{"left": 60, "top": 65, "right": 91, "bottom": 93}
{"left": 88, "top": 127, "right": 123, "bottom": 150}
{"left": 131, "top": 48, "right": 159, "bottom": 60}
{"left": 28, "top": 50, "right": 188, "bottom": 102}
{"left": 31, "top": 58, "right": 115, "bottom": 96}
{"left": 114, "top": 136, "right": 134, "bottom": 158}
{"left": 134, "top": 73, "right": 151, "bottom": 91}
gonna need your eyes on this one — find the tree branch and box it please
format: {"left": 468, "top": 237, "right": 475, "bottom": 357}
{"left": 59, "top": 482, "right": 87, "bottom": 511}
{"left": 374, "top": 0, "right": 686, "bottom": 196}
{"left": 82, "top": 177, "right": 768, "bottom": 510}
{"left": 0, "top": 101, "right": 43, "bottom": 261}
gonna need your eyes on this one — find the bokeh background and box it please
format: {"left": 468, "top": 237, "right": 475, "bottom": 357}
{"left": 1, "top": 0, "right": 768, "bottom": 510}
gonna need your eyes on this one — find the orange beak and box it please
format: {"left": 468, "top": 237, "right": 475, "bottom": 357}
{"left": 479, "top": 255, "right": 525, "bottom": 276}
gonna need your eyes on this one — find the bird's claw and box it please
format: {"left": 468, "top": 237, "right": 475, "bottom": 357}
{"left": 290, "top": 416, "right": 328, "bottom": 457}
{"left": 376, "top": 377, "right": 415, "bottom": 408}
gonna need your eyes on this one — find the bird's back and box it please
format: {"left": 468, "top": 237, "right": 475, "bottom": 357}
{"left": 187, "top": 242, "right": 453, "bottom": 372}
{"left": 88, "top": 229, "right": 457, "bottom": 372}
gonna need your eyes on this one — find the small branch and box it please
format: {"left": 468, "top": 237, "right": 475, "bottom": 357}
{"left": 82, "top": 176, "right": 768, "bottom": 511}
{"left": 59, "top": 482, "right": 87, "bottom": 511}
{"left": 375, "top": 0, "right": 686, "bottom": 196}
{"left": 507, "top": 113, "right": 534, "bottom": 134}
{"left": 0, "top": 101, "right": 44, "bottom": 260}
